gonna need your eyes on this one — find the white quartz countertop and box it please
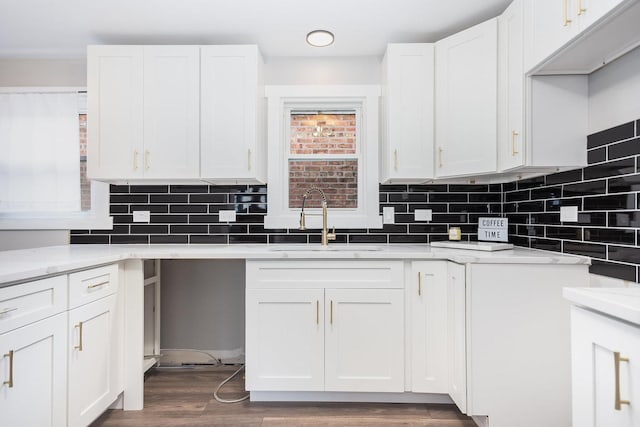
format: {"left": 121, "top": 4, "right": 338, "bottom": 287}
{"left": 0, "top": 243, "right": 590, "bottom": 287}
{"left": 563, "top": 287, "right": 640, "bottom": 326}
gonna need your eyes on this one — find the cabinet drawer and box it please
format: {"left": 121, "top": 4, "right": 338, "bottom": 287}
{"left": 0, "top": 275, "right": 67, "bottom": 334}
{"left": 246, "top": 260, "right": 404, "bottom": 289}
{"left": 69, "top": 264, "right": 119, "bottom": 309}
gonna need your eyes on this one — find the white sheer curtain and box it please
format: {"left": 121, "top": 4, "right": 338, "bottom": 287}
{"left": 0, "top": 92, "right": 80, "bottom": 212}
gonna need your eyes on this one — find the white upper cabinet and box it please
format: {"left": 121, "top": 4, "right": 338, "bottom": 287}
{"left": 498, "top": 0, "right": 525, "bottom": 171}
{"left": 499, "top": 0, "right": 588, "bottom": 174}
{"left": 88, "top": 44, "right": 265, "bottom": 183}
{"left": 435, "top": 18, "right": 498, "bottom": 178}
{"left": 142, "top": 46, "right": 200, "bottom": 179}
{"left": 523, "top": 0, "right": 630, "bottom": 73}
{"left": 380, "top": 43, "right": 434, "bottom": 183}
{"left": 88, "top": 45, "right": 200, "bottom": 181}
{"left": 200, "top": 45, "right": 266, "bottom": 183}
{"left": 87, "top": 46, "right": 144, "bottom": 180}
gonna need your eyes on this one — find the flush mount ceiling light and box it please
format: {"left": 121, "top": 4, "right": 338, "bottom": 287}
{"left": 306, "top": 30, "right": 334, "bottom": 47}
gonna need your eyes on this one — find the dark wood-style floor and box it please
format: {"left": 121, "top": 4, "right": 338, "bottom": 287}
{"left": 92, "top": 365, "right": 476, "bottom": 427}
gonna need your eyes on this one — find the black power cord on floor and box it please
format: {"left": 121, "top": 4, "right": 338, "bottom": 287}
{"left": 213, "top": 364, "right": 249, "bottom": 403}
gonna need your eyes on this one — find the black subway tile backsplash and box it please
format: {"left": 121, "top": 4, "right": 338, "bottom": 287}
{"left": 587, "top": 121, "right": 634, "bottom": 149}
{"left": 72, "top": 119, "right": 640, "bottom": 283}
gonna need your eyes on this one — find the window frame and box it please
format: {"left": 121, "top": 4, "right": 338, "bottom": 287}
{"left": 264, "top": 85, "right": 382, "bottom": 230}
{"left": 0, "top": 87, "right": 112, "bottom": 230}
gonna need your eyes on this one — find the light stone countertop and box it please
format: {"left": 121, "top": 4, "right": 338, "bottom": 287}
{"left": 563, "top": 287, "right": 640, "bottom": 326}
{"left": 0, "top": 243, "right": 591, "bottom": 287}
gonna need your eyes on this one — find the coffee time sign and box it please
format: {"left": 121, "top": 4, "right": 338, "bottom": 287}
{"left": 477, "top": 217, "right": 508, "bottom": 242}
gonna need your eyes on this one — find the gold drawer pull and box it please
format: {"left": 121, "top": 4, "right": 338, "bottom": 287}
{"left": 3, "top": 350, "right": 13, "bottom": 388}
{"left": 316, "top": 300, "right": 319, "bottom": 325}
{"left": 438, "top": 147, "right": 443, "bottom": 168}
{"left": 418, "top": 272, "right": 422, "bottom": 296}
{"left": 563, "top": 0, "right": 572, "bottom": 26}
{"left": 145, "top": 150, "right": 150, "bottom": 170}
{"left": 511, "top": 130, "right": 520, "bottom": 155}
{"left": 133, "top": 150, "right": 139, "bottom": 171}
{"left": 330, "top": 300, "right": 333, "bottom": 325}
{"left": 87, "top": 280, "right": 109, "bottom": 289}
{"left": 75, "top": 322, "right": 84, "bottom": 351}
{"left": 393, "top": 149, "right": 398, "bottom": 171}
{"left": 614, "top": 351, "right": 630, "bottom": 410}
{"left": 0, "top": 307, "right": 18, "bottom": 316}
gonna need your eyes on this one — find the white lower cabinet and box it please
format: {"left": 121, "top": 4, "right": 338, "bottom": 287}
{"left": 0, "top": 313, "right": 67, "bottom": 427}
{"left": 570, "top": 306, "right": 640, "bottom": 427}
{"left": 245, "top": 260, "right": 404, "bottom": 394}
{"left": 68, "top": 294, "right": 119, "bottom": 427}
{"left": 410, "top": 261, "right": 466, "bottom": 412}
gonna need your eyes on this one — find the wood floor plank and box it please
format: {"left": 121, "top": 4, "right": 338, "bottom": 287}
{"left": 92, "top": 366, "right": 475, "bottom": 427}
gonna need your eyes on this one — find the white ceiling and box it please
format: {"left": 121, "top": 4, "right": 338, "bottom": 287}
{"left": 0, "top": 0, "right": 512, "bottom": 59}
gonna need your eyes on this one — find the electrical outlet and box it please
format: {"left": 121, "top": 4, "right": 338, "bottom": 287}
{"left": 560, "top": 206, "right": 578, "bottom": 222}
{"left": 219, "top": 210, "right": 236, "bottom": 222}
{"left": 414, "top": 209, "right": 432, "bottom": 221}
{"left": 383, "top": 206, "right": 395, "bottom": 224}
{"left": 132, "top": 210, "right": 150, "bottom": 223}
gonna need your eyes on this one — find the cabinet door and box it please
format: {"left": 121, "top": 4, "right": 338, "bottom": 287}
{"left": 245, "top": 289, "right": 324, "bottom": 391}
{"left": 87, "top": 45, "right": 144, "bottom": 180}
{"left": 498, "top": 0, "right": 525, "bottom": 171}
{"left": 0, "top": 313, "right": 67, "bottom": 427}
{"left": 575, "top": 0, "right": 625, "bottom": 32}
{"left": 524, "top": 0, "right": 580, "bottom": 70}
{"left": 381, "top": 43, "right": 434, "bottom": 183}
{"left": 201, "top": 45, "right": 265, "bottom": 182}
{"left": 143, "top": 46, "right": 200, "bottom": 179}
{"left": 435, "top": 18, "right": 498, "bottom": 177}
{"left": 447, "top": 262, "right": 467, "bottom": 413}
{"left": 325, "top": 289, "right": 404, "bottom": 392}
{"left": 571, "top": 306, "right": 640, "bottom": 427}
{"left": 410, "top": 261, "right": 448, "bottom": 393}
{"left": 68, "top": 295, "right": 119, "bottom": 427}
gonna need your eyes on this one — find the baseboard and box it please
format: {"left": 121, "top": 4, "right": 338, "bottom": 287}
{"left": 158, "top": 348, "right": 245, "bottom": 366}
{"left": 250, "top": 391, "right": 454, "bottom": 404}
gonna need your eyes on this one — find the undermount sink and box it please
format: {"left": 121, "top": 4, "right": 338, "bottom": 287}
{"left": 268, "top": 244, "right": 383, "bottom": 252}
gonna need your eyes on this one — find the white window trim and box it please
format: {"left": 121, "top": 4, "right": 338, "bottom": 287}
{"left": 264, "top": 85, "right": 382, "bottom": 230}
{"left": 0, "top": 87, "right": 112, "bottom": 230}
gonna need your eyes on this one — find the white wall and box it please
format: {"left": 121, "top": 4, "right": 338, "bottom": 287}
{"left": 588, "top": 45, "right": 640, "bottom": 134}
{"left": 0, "top": 58, "right": 87, "bottom": 87}
{"left": 160, "top": 260, "right": 245, "bottom": 360}
{"left": 264, "top": 56, "right": 381, "bottom": 85}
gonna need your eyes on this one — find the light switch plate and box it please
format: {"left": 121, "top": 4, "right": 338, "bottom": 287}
{"left": 132, "top": 210, "right": 150, "bottom": 223}
{"left": 560, "top": 206, "right": 578, "bottom": 222}
{"left": 414, "top": 209, "right": 432, "bottom": 221}
{"left": 383, "top": 206, "right": 395, "bottom": 224}
{"left": 219, "top": 210, "right": 236, "bottom": 222}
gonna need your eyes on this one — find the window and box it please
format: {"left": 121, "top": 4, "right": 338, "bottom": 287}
{"left": 0, "top": 88, "right": 111, "bottom": 230}
{"left": 264, "top": 85, "right": 382, "bottom": 229}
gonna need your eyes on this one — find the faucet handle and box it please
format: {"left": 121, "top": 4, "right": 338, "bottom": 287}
{"left": 327, "top": 227, "right": 336, "bottom": 241}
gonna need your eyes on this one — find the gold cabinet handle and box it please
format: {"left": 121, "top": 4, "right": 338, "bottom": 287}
{"left": 438, "top": 147, "right": 443, "bottom": 168}
{"left": 74, "top": 322, "right": 84, "bottom": 351}
{"left": 247, "top": 149, "right": 252, "bottom": 171}
{"left": 512, "top": 130, "right": 520, "bottom": 156}
{"left": 577, "top": 0, "right": 586, "bottom": 15}
{"left": 145, "top": 150, "right": 150, "bottom": 171}
{"left": 133, "top": 150, "right": 139, "bottom": 171}
{"left": 418, "top": 272, "right": 422, "bottom": 296}
{"left": 316, "top": 300, "right": 320, "bottom": 324}
{"left": 563, "top": 0, "right": 572, "bottom": 26}
{"left": 87, "top": 280, "right": 109, "bottom": 289}
{"left": 393, "top": 149, "right": 398, "bottom": 171}
{"left": 2, "top": 350, "right": 13, "bottom": 388}
{"left": 0, "top": 307, "right": 18, "bottom": 316}
{"left": 330, "top": 300, "right": 333, "bottom": 325}
{"left": 614, "top": 351, "right": 630, "bottom": 410}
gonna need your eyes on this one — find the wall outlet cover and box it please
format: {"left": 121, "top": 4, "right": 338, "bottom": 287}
{"left": 132, "top": 210, "right": 150, "bottom": 223}
{"left": 383, "top": 206, "right": 395, "bottom": 224}
{"left": 219, "top": 210, "right": 237, "bottom": 222}
{"left": 414, "top": 209, "right": 432, "bottom": 221}
{"left": 560, "top": 206, "right": 579, "bottom": 222}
